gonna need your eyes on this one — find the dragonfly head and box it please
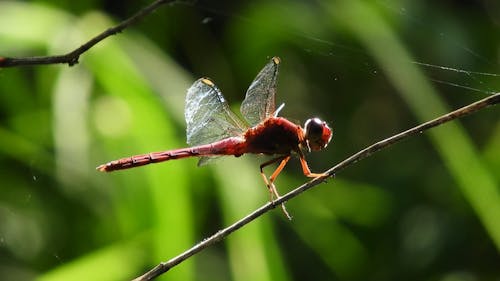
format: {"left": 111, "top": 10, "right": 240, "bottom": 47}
{"left": 303, "top": 118, "right": 332, "bottom": 152}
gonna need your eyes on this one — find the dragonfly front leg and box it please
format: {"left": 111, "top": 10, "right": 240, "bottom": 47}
{"left": 297, "top": 149, "right": 328, "bottom": 178}
{"left": 260, "top": 155, "right": 292, "bottom": 220}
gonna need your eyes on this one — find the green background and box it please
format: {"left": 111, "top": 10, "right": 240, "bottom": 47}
{"left": 0, "top": 0, "right": 499, "bottom": 280}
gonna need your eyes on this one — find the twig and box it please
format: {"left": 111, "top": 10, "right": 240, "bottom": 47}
{"left": 0, "top": 0, "right": 177, "bottom": 67}
{"left": 133, "top": 93, "right": 500, "bottom": 281}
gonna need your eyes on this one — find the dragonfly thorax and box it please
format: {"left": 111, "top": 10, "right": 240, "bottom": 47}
{"left": 303, "top": 118, "right": 332, "bottom": 152}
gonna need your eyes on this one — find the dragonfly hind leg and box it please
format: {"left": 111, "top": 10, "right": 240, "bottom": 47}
{"left": 260, "top": 155, "right": 292, "bottom": 220}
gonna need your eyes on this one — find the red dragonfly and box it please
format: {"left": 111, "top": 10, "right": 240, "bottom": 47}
{"left": 97, "top": 57, "right": 332, "bottom": 218}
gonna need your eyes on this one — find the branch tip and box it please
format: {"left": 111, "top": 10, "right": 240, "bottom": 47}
{"left": 0, "top": 0, "right": 177, "bottom": 68}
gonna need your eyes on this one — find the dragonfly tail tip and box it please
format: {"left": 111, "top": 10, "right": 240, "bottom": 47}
{"left": 96, "top": 164, "right": 108, "bottom": 172}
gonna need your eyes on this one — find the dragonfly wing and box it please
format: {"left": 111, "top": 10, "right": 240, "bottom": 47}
{"left": 197, "top": 155, "right": 221, "bottom": 166}
{"left": 185, "top": 78, "right": 247, "bottom": 149}
{"left": 240, "top": 57, "right": 280, "bottom": 126}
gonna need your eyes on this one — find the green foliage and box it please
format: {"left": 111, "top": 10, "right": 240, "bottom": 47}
{"left": 0, "top": 1, "right": 498, "bottom": 281}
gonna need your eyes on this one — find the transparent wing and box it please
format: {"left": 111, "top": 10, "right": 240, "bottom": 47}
{"left": 185, "top": 77, "right": 247, "bottom": 148}
{"left": 240, "top": 56, "right": 280, "bottom": 126}
{"left": 196, "top": 155, "right": 220, "bottom": 166}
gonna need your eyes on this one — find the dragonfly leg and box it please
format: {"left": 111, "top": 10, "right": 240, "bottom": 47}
{"left": 260, "top": 155, "right": 292, "bottom": 220}
{"left": 297, "top": 150, "right": 328, "bottom": 178}
{"left": 260, "top": 155, "right": 290, "bottom": 198}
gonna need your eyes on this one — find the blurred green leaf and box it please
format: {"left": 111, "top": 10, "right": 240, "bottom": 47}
{"left": 37, "top": 232, "right": 150, "bottom": 281}
{"left": 327, "top": 0, "right": 500, "bottom": 250}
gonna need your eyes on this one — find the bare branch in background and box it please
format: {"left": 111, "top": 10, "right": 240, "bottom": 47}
{"left": 0, "top": 0, "right": 177, "bottom": 67}
{"left": 133, "top": 93, "right": 500, "bottom": 281}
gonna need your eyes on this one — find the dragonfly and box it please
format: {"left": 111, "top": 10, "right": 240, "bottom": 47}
{"left": 97, "top": 57, "right": 332, "bottom": 218}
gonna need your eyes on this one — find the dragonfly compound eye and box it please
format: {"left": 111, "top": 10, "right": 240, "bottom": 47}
{"left": 304, "top": 118, "right": 332, "bottom": 151}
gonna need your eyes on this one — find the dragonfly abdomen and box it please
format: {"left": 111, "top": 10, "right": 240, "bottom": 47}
{"left": 97, "top": 137, "right": 247, "bottom": 172}
{"left": 97, "top": 150, "right": 197, "bottom": 172}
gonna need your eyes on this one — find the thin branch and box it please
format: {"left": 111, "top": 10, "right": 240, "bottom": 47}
{"left": 0, "top": 0, "right": 177, "bottom": 67}
{"left": 133, "top": 92, "right": 500, "bottom": 281}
